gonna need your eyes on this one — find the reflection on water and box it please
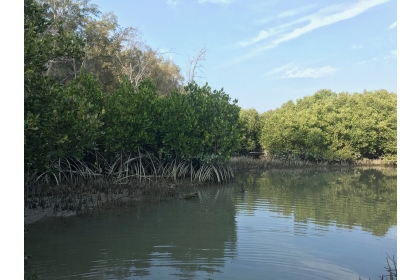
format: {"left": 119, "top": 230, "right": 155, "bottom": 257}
{"left": 25, "top": 167, "right": 397, "bottom": 279}
{"left": 236, "top": 167, "right": 397, "bottom": 237}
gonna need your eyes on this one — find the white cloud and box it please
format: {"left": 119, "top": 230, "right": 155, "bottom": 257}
{"left": 277, "top": 10, "right": 300, "bottom": 19}
{"left": 167, "top": 0, "right": 179, "bottom": 6}
{"left": 238, "top": 0, "right": 390, "bottom": 51}
{"left": 357, "top": 50, "right": 396, "bottom": 65}
{"left": 237, "top": 20, "right": 308, "bottom": 47}
{"left": 284, "top": 66, "right": 337, "bottom": 78}
{"left": 255, "top": 5, "right": 315, "bottom": 25}
{"left": 388, "top": 21, "right": 397, "bottom": 29}
{"left": 263, "top": 63, "right": 294, "bottom": 76}
{"left": 383, "top": 50, "right": 397, "bottom": 61}
{"left": 222, "top": 49, "right": 262, "bottom": 67}
{"left": 264, "top": 64, "right": 338, "bottom": 78}
{"left": 390, "top": 49, "right": 397, "bottom": 58}
{"left": 199, "top": 0, "right": 232, "bottom": 3}
{"left": 351, "top": 44, "right": 362, "bottom": 49}
{"left": 237, "top": 30, "right": 271, "bottom": 47}
{"left": 158, "top": 48, "right": 174, "bottom": 60}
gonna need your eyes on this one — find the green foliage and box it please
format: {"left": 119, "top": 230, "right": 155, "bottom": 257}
{"left": 261, "top": 89, "right": 397, "bottom": 162}
{"left": 158, "top": 82, "right": 241, "bottom": 161}
{"left": 25, "top": 71, "right": 105, "bottom": 171}
{"left": 237, "top": 108, "right": 262, "bottom": 153}
{"left": 24, "top": 0, "right": 85, "bottom": 78}
{"left": 101, "top": 78, "right": 159, "bottom": 155}
{"left": 38, "top": 0, "right": 184, "bottom": 93}
{"left": 97, "top": 80, "right": 241, "bottom": 163}
{"left": 24, "top": 1, "right": 239, "bottom": 173}
{"left": 25, "top": 0, "right": 397, "bottom": 176}
{"left": 25, "top": 0, "right": 103, "bottom": 172}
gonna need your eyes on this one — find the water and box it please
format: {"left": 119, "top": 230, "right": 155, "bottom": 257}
{"left": 25, "top": 167, "right": 397, "bottom": 279}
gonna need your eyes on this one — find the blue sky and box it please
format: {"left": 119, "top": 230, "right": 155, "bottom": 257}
{"left": 84, "top": 0, "right": 394, "bottom": 112}
{"left": 91, "top": 0, "right": 397, "bottom": 113}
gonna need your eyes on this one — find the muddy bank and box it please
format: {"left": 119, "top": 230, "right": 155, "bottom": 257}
{"left": 229, "top": 156, "right": 396, "bottom": 171}
{"left": 24, "top": 179, "right": 208, "bottom": 224}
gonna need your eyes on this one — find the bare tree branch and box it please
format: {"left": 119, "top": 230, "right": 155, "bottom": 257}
{"left": 187, "top": 45, "right": 207, "bottom": 83}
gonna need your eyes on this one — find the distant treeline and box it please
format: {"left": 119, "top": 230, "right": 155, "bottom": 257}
{"left": 25, "top": 0, "right": 397, "bottom": 176}
{"left": 238, "top": 89, "right": 396, "bottom": 163}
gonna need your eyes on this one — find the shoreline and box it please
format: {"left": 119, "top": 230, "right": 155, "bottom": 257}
{"left": 24, "top": 160, "right": 396, "bottom": 225}
{"left": 229, "top": 156, "right": 396, "bottom": 171}
{"left": 24, "top": 179, "right": 208, "bottom": 225}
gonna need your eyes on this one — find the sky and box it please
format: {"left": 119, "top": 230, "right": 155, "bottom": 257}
{"left": 92, "top": 0, "right": 396, "bottom": 113}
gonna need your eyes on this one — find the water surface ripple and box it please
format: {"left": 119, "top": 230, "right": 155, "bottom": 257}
{"left": 25, "top": 167, "right": 397, "bottom": 279}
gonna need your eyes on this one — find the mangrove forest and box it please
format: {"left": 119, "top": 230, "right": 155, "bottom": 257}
{"left": 25, "top": 0, "right": 397, "bottom": 185}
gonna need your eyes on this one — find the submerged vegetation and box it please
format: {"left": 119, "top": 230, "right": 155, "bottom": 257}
{"left": 361, "top": 254, "right": 397, "bottom": 280}
{"left": 381, "top": 254, "right": 397, "bottom": 280}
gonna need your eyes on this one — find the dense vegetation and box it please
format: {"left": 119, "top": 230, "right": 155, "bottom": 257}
{"left": 236, "top": 89, "right": 397, "bottom": 164}
{"left": 25, "top": 0, "right": 240, "bottom": 180}
{"left": 237, "top": 108, "right": 262, "bottom": 154}
{"left": 100, "top": 78, "right": 241, "bottom": 161}
{"left": 25, "top": 0, "right": 397, "bottom": 181}
{"left": 260, "top": 89, "right": 397, "bottom": 162}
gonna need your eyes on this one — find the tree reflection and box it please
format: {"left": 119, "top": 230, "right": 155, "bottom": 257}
{"left": 235, "top": 167, "right": 397, "bottom": 237}
{"left": 25, "top": 187, "right": 237, "bottom": 279}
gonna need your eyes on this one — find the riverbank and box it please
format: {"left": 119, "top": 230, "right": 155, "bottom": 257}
{"left": 24, "top": 157, "right": 396, "bottom": 224}
{"left": 24, "top": 179, "right": 208, "bottom": 225}
{"left": 229, "top": 156, "right": 396, "bottom": 171}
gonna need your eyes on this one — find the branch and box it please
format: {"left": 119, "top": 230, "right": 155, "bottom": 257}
{"left": 187, "top": 44, "right": 207, "bottom": 83}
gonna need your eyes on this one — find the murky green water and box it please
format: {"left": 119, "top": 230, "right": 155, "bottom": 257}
{"left": 25, "top": 167, "right": 397, "bottom": 280}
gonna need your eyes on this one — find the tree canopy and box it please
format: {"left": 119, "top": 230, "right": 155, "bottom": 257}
{"left": 25, "top": 0, "right": 397, "bottom": 175}
{"left": 260, "top": 89, "right": 397, "bottom": 162}
{"left": 37, "top": 0, "right": 184, "bottom": 93}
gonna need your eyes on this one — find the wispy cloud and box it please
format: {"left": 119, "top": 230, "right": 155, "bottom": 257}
{"left": 236, "top": 0, "right": 389, "bottom": 57}
{"left": 264, "top": 64, "right": 338, "bottom": 78}
{"left": 383, "top": 49, "right": 397, "bottom": 61}
{"left": 390, "top": 49, "right": 397, "bottom": 58}
{"left": 357, "top": 50, "right": 396, "bottom": 65}
{"left": 388, "top": 21, "right": 397, "bottom": 29}
{"left": 158, "top": 48, "right": 175, "bottom": 60}
{"left": 283, "top": 66, "right": 337, "bottom": 78}
{"left": 222, "top": 49, "right": 262, "bottom": 67}
{"left": 198, "top": 0, "right": 232, "bottom": 3}
{"left": 237, "top": 20, "right": 309, "bottom": 47}
{"left": 263, "top": 63, "right": 294, "bottom": 76}
{"left": 351, "top": 44, "right": 362, "bottom": 49}
{"left": 167, "top": 0, "right": 180, "bottom": 6}
{"left": 255, "top": 5, "right": 315, "bottom": 25}
{"left": 238, "top": 30, "right": 272, "bottom": 47}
